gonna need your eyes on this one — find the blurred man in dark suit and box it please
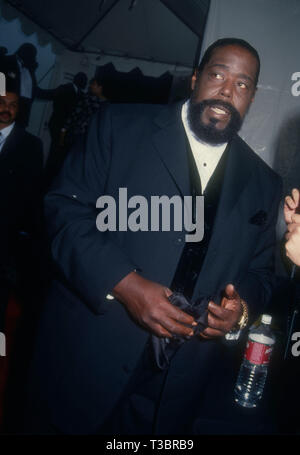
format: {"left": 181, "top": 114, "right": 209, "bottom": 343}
{"left": 0, "top": 43, "right": 53, "bottom": 128}
{"left": 0, "top": 76, "right": 43, "bottom": 331}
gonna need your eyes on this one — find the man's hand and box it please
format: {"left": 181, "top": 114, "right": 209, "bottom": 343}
{"left": 199, "top": 284, "right": 243, "bottom": 339}
{"left": 285, "top": 213, "right": 300, "bottom": 266}
{"left": 284, "top": 188, "right": 300, "bottom": 224}
{"left": 284, "top": 189, "right": 300, "bottom": 266}
{"left": 112, "top": 272, "right": 196, "bottom": 338}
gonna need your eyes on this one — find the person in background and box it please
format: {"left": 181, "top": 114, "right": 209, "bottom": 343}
{"left": 0, "top": 43, "right": 53, "bottom": 127}
{"left": 44, "top": 72, "right": 88, "bottom": 187}
{"left": 59, "top": 76, "right": 107, "bottom": 149}
{"left": 47, "top": 72, "right": 88, "bottom": 147}
{"left": 274, "top": 188, "right": 300, "bottom": 434}
{"left": 0, "top": 76, "right": 43, "bottom": 331}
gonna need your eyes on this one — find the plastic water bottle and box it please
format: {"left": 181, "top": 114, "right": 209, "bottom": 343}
{"left": 234, "top": 314, "right": 275, "bottom": 408}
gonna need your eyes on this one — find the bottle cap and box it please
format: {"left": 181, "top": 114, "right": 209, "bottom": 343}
{"left": 261, "top": 314, "right": 272, "bottom": 324}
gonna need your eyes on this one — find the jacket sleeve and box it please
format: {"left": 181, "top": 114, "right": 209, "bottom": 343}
{"left": 236, "top": 175, "right": 283, "bottom": 325}
{"left": 44, "top": 106, "right": 138, "bottom": 313}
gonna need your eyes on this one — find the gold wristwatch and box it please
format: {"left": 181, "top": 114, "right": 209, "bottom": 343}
{"left": 235, "top": 299, "right": 249, "bottom": 330}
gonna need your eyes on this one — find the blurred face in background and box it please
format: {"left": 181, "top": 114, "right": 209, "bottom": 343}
{"left": 0, "top": 92, "right": 19, "bottom": 129}
{"left": 17, "top": 43, "right": 38, "bottom": 70}
{"left": 89, "top": 79, "right": 103, "bottom": 97}
{"left": 74, "top": 73, "right": 88, "bottom": 91}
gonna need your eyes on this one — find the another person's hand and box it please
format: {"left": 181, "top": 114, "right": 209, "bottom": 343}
{"left": 285, "top": 213, "right": 300, "bottom": 266}
{"left": 284, "top": 188, "right": 300, "bottom": 266}
{"left": 199, "top": 284, "right": 244, "bottom": 339}
{"left": 112, "top": 272, "right": 196, "bottom": 338}
{"left": 284, "top": 188, "right": 300, "bottom": 224}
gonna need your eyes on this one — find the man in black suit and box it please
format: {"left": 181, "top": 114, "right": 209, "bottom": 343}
{"left": 25, "top": 38, "right": 282, "bottom": 434}
{"left": 0, "top": 78, "right": 43, "bottom": 331}
{"left": 0, "top": 43, "right": 53, "bottom": 128}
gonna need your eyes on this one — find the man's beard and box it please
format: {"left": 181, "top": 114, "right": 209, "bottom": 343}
{"left": 0, "top": 112, "right": 13, "bottom": 124}
{"left": 187, "top": 98, "right": 243, "bottom": 145}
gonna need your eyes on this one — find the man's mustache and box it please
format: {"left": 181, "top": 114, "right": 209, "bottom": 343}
{"left": 195, "top": 98, "right": 240, "bottom": 118}
{"left": 188, "top": 96, "right": 243, "bottom": 145}
{"left": 0, "top": 112, "right": 11, "bottom": 117}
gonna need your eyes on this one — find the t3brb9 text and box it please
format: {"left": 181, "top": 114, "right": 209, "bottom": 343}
{"left": 105, "top": 439, "right": 194, "bottom": 451}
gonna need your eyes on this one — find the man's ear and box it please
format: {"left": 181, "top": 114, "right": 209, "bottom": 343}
{"left": 250, "top": 86, "right": 257, "bottom": 103}
{"left": 191, "top": 70, "right": 198, "bottom": 90}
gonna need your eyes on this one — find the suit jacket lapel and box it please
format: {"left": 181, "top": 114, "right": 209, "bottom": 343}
{"left": 213, "top": 135, "right": 254, "bottom": 235}
{"left": 152, "top": 102, "right": 191, "bottom": 197}
{"left": 194, "top": 135, "right": 256, "bottom": 292}
{"left": 0, "top": 125, "right": 22, "bottom": 161}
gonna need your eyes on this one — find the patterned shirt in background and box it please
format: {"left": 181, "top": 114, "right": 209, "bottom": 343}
{"left": 63, "top": 93, "right": 107, "bottom": 144}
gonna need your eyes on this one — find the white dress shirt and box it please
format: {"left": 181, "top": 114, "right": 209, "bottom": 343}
{"left": 0, "top": 122, "right": 15, "bottom": 154}
{"left": 181, "top": 101, "right": 227, "bottom": 192}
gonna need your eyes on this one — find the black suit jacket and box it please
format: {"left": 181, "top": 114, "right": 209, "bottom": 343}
{"left": 0, "top": 124, "right": 43, "bottom": 268}
{"left": 27, "top": 103, "right": 282, "bottom": 434}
